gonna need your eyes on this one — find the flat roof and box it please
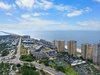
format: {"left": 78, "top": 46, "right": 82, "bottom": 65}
{"left": 71, "top": 60, "right": 86, "bottom": 66}
{"left": 35, "top": 45, "right": 43, "bottom": 50}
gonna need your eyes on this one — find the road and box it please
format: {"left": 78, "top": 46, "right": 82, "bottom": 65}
{"left": 32, "top": 61, "right": 65, "bottom": 75}
{"left": 15, "top": 36, "right": 21, "bottom": 63}
{"left": 0, "top": 36, "right": 65, "bottom": 75}
{"left": 0, "top": 37, "right": 21, "bottom": 63}
{"left": 11, "top": 36, "right": 21, "bottom": 63}
{"left": 16, "top": 36, "right": 65, "bottom": 75}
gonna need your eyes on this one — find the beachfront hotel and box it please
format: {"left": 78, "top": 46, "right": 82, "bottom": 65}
{"left": 93, "top": 43, "right": 100, "bottom": 65}
{"left": 67, "top": 40, "right": 77, "bottom": 57}
{"left": 81, "top": 44, "right": 93, "bottom": 60}
{"left": 53, "top": 40, "right": 65, "bottom": 52}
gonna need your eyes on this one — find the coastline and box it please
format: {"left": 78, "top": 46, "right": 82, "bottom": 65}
{"left": 32, "top": 38, "right": 82, "bottom": 53}
{"left": 65, "top": 45, "right": 81, "bottom": 53}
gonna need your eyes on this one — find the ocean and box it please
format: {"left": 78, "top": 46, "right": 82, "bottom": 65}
{"left": 0, "top": 31, "right": 100, "bottom": 48}
{"left": 19, "top": 30, "right": 100, "bottom": 48}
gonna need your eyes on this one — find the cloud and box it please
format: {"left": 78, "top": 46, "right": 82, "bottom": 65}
{"left": 67, "top": 10, "right": 83, "bottom": 17}
{"left": 1, "top": 15, "right": 100, "bottom": 31}
{"left": 6, "top": 13, "right": 13, "bottom": 16}
{"left": 21, "top": 13, "right": 48, "bottom": 18}
{"left": 0, "top": 18, "right": 68, "bottom": 31}
{"left": 0, "top": 20, "right": 79, "bottom": 31}
{"left": 32, "top": 12, "right": 48, "bottom": 16}
{"left": 55, "top": 4, "right": 75, "bottom": 12}
{"left": 54, "top": 4, "right": 91, "bottom": 17}
{"left": 66, "top": 7, "right": 91, "bottom": 17}
{"left": 94, "top": 0, "right": 100, "bottom": 2}
{"left": 0, "top": 1, "right": 11, "bottom": 10}
{"left": 85, "top": 7, "right": 91, "bottom": 12}
{"left": 16, "top": 0, "right": 53, "bottom": 10}
{"left": 16, "top": 0, "right": 35, "bottom": 10}
{"left": 21, "top": 14, "right": 31, "bottom": 19}
{"left": 10, "top": 14, "right": 72, "bottom": 30}
{"left": 17, "top": 14, "right": 97, "bottom": 31}
{"left": 36, "top": 0, "right": 53, "bottom": 10}
{"left": 77, "top": 20, "right": 100, "bottom": 29}
{"left": 19, "top": 16, "right": 61, "bottom": 27}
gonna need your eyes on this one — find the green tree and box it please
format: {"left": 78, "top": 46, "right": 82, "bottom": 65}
{"left": 40, "top": 69, "right": 46, "bottom": 75}
{"left": 17, "top": 63, "right": 21, "bottom": 68}
{"left": 2, "top": 50, "right": 9, "bottom": 56}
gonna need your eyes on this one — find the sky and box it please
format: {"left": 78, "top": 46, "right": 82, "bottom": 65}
{"left": 0, "top": 0, "right": 100, "bottom": 33}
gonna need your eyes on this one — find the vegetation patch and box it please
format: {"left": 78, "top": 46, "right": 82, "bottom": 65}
{"left": 20, "top": 54, "right": 34, "bottom": 62}
{"left": 39, "top": 58, "right": 78, "bottom": 75}
{"left": 0, "top": 62, "right": 10, "bottom": 75}
{"left": 20, "top": 44, "right": 27, "bottom": 55}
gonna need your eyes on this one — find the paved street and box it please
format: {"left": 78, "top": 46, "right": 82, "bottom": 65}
{"left": 16, "top": 37, "right": 65, "bottom": 75}
{"left": 0, "top": 36, "right": 65, "bottom": 75}
{"left": 14, "top": 36, "right": 21, "bottom": 63}
{"left": 32, "top": 61, "right": 65, "bottom": 75}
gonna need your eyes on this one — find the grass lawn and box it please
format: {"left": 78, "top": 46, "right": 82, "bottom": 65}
{"left": 51, "top": 63, "right": 56, "bottom": 68}
{"left": 55, "top": 62, "right": 78, "bottom": 75}
{"left": 66, "top": 66, "right": 78, "bottom": 75}
{"left": 32, "top": 44, "right": 38, "bottom": 46}
{"left": 20, "top": 44, "right": 27, "bottom": 55}
{"left": 39, "top": 58, "right": 78, "bottom": 75}
{"left": 45, "top": 47, "right": 51, "bottom": 50}
{"left": 50, "top": 62, "right": 78, "bottom": 75}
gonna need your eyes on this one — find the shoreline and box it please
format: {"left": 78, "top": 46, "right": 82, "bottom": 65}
{"left": 33, "top": 38, "right": 82, "bottom": 53}
{"left": 65, "top": 45, "right": 81, "bottom": 53}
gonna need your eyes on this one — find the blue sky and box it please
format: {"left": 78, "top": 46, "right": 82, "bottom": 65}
{"left": 0, "top": 0, "right": 100, "bottom": 32}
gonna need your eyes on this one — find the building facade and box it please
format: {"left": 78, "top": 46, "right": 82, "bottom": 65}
{"left": 81, "top": 44, "right": 93, "bottom": 60}
{"left": 53, "top": 40, "right": 65, "bottom": 52}
{"left": 88, "top": 45, "right": 93, "bottom": 60}
{"left": 93, "top": 43, "right": 100, "bottom": 65}
{"left": 67, "top": 40, "right": 77, "bottom": 57}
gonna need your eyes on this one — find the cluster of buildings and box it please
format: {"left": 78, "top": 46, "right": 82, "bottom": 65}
{"left": 39, "top": 39, "right": 56, "bottom": 49}
{"left": 21, "top": 35, "right": 100, "bottom": 65}
{"left": 22, "top": 35, "right": 56, "bottom": 49}
{"left": 0, "top": 37, "right": 19, "bottom": 46}
{"left": 52, "top": 40, "right": 100, "bottom": 65}
{"left": 0, "top": 36, "right": 19, "bottom": 61}
{"left": 21, "top": 35, "right": 57, "bottom": 59}
{"left": 81, "top": 43, "right": 100, "bottom": 65}
{"left": 52, "top": 40, "right": 65, "bottom": 52}
{"left": 33, "top": 50, "right": 57, "bottom": 59}
{"left": 30, "top": 45, "right": 43, "bottom": 53}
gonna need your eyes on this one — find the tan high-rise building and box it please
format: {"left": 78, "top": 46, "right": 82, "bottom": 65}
{"left": 81, "top": 44, "right": 93, "bottom": 60}
{"left": 67, "top": 40, "right": 77, "bottom": 57}
{"left": 93, "top": 43, "right": 100, "bottom": 65}
{"left": 81, "top": 44, "right": 87, "bottom": 59}
{"left": 53, "top": 40, "right": 65, "bottom": 52}
{"left": 88, "top": 45, "right": 93, "bottom": 60}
